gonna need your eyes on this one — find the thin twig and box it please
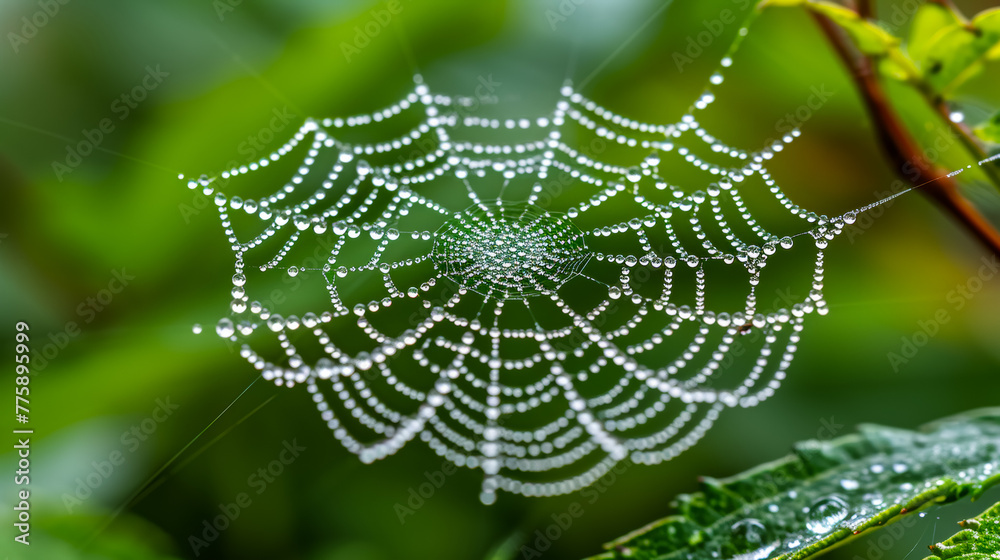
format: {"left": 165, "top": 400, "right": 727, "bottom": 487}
{"left": 811, "top": 12, "right": 1000, "bottom": 256}
{"left": 862, "top": 0, "right": 1000, "bottom": 190}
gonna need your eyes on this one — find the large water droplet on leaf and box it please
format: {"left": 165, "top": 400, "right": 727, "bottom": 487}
{"left": 806, "top": 495, "right": 849, "bottom": 534}
{"left": 731, "top": 518, "right": 768, "bottom": 551}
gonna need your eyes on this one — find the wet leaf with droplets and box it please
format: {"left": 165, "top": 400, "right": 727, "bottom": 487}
{"left": 924, "top": 500, "right": 1000, "bottom": 560}
{"left": 587, "top": 408, "right": 1000, "bottom": 560}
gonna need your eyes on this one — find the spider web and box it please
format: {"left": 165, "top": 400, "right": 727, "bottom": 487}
{"left": 186, "top": 37, "right": 873, "bottom": 504}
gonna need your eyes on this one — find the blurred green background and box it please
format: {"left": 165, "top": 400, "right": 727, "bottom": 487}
{"left": 2, "top": 0, "right": 1000, "bottom": 559}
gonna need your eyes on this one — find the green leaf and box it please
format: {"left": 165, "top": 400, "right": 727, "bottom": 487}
{"left": 917, "top": 8, "right": 1000, "bottom": 96}
{"left": 924, "top": 501, "right": 1000, "bottom": 560}
{"left": 974, "top": 110, "right": 1000, "bottom": 144}
{"left": 807, "top": 1, "right": 899, "bottom": 56}
{"left": 760, "top": 0, "right": 899, "bottom": 55}
{"left": 587, "top": 408, "right": 1000, "bottom": 560}
{"left": 907, "top": 1, "right": 963, "bottom": 68}
{"left": 757, "top": 0, "right": 810, "bottom": 8}
{"left": 761, "top": 0, "right": 917, "bottom": 81}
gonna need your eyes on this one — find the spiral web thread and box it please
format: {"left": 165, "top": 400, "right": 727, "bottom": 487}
{"left": 183, "top": 23, "right": 994, "bottom": 503}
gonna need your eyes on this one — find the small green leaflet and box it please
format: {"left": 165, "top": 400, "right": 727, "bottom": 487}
{"left": 587, "top": 408, "right": 1000, "bottom": 560}
{"left": 974, "top": 111, "right": 1000, "bottom": 145}
{"left": 925, "top": 500, "right": 1000, "bottom": 560}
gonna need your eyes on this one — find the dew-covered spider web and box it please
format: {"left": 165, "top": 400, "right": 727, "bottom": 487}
{"left": 184, "top": 25, "right": 999, "bottom": 504}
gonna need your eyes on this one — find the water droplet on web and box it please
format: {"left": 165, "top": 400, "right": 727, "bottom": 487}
{"left": 429, "top": 202, "right": 590, "bottom": 300}
{"left": 480, "top": 490, "right": 496, "bottom": 505}
{"left": 186, "top": 62, "right": 877, "bottom": 503}
{"left": 842, "top": 212, "right": 856, "bottom": 225}
{"left": 192, "top": 323, "right": 202, "bottom": 334}
{"left": 215, "top": 318, "right": 235, "bottom": 338}
{"left": 806, "top": 495, "right": 849, "bottom": 534}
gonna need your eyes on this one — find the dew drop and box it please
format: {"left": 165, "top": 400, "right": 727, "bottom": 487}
{"left": 806, "top": 495, "right": 849, "bottom": 534}
{"left": 840, "top": 479, "right": 859, "bottom": 491}
{"left": 731, "top": 518, "right": 767, "bottom": 551}
{"left": 192, "top": 323, "right": 202, "bottom": 334}
{"left": 215, "top": 318, "right": 235, "bottom": 338}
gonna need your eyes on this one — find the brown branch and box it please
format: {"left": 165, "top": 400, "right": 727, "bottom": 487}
{"left": 847, "top": 0, "right": 1000, "bottom": 191}
{"left": 855, "top": 0, "right": 873, "bottom": 19}
{"left": 811, "top": 12, "right": 1000, "bottom": 257}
